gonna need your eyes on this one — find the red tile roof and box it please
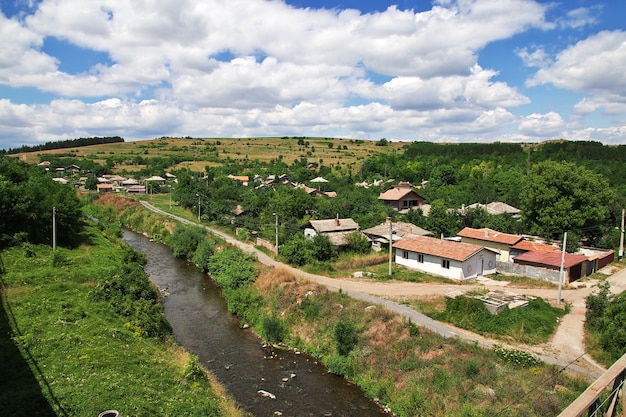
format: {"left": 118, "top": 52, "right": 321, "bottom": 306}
{"left": 511, "top": 240, "right": 560, "bottom": 253}
{"left": 393, "top": 236, "right": 485, "bottom": 262}
{"left": 378, "top": 184, "right": 424, "bottom": 202}
{"left": 513, "top": 251, "right": 588, "bottom": 268}
{"left": 457, "top": 227, "right": 522, "bottom": 245}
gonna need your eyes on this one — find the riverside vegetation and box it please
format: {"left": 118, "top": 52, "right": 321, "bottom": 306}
{"left": 0, "top": 220, "right": 246, "bottom": 416}
{"left": 95, "top": 195, "right": 590, "bottom": 417}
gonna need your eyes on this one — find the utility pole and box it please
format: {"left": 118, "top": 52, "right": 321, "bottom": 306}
{"left": 52, "top": 206, "right": 56, "bottom": 250}
{"left": 274, "top": 213, "right": 279, "bottom": 257}
{"left": 617, "top": 209, "right": 624, "bottom": 261}
{"left": 557, "top": 231, "right": 567, "bottom": 305}
{"left": 169, "top": 186, "right": 172, "bottom": 210}
{"left": 388, "top": 217, "right": 393, "bottom": 276}
{"left": 196, "top": 194, "right": 201, "bottom": 222}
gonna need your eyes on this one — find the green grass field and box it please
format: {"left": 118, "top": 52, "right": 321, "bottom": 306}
{"left": 0, "top": 226, "right": 245, "bottom": 417}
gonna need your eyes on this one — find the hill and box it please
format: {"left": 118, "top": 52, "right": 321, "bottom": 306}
{"left": 12, "top": 136, "right": 405, "bottom": 174}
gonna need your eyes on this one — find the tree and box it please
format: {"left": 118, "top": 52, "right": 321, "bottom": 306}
{"left": 426, "top": 199, "right": 461, "bottom": 237}
{"left": 85, "top": 176, "right": 98, "bottom": 190}
{"left": 520, "top": 161, "right": 613, "bottom": 241}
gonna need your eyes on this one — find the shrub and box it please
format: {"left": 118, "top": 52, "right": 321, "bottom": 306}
{"left": 334, "top": 320, "right": 357, "bottom": 356}
{"left": 327, "top": 354, "right": 349, "bottom": 376}
{"left": 261, "top": 315, "right": 284, "bottom": 343}
{"left": 346, "top": 231, "right": 371, "bottom": 254}
{"left": 208, "top": 248, "right": 256, "bottom": 289}
{"left": 222, "top": 286, "right": 263, "bottom": 326}
{"left": 493, "top": 345, "right": 540, "bottom": 368}
{"left": 192, "top": 239, "right": 215, "bottom": 272}
{"left": 166, "top": 224, "right": 206, "bottom": 260}
{"left": 598, "top": 292, "right": 626, "bottom": 361}
{"left": 585, "top": 281, "right": 612, "bottom": 331}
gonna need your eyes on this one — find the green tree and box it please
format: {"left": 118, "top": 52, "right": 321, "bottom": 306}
{"left": 166, "top": 225, "right": 206, "bottom": 260}
{"left": 334, "top": 320, "right": 357, "bottom": 356}
{"left": 85, "top": 176, "right": 98, "bottom": 190}
{"left": 427, "top": 199, "right": 461, "bottom": 237}
{"left": 599, "top": 293, "right": 626, "bottom": 361}
{"left": 521, "top": 161, "right": 613, "bottom": 241}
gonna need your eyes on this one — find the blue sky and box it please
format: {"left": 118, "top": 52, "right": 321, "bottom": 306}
{"left": 1, "top": 0, "right": 625, "bottom": 149}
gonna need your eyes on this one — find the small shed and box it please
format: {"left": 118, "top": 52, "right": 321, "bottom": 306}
{"left": 513, "top": 251, "right": 589, "bottom": 283}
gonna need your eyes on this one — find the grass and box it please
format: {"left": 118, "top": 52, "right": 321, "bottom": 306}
{"left": 252, "top": 269, "right": 588, "bottom": 417}
{"left": 13, "top": 136, "right": 406, "bottom": 174}
{"left": 411, "top": 294, "right": 566, "bottom": 345}
{"left": 0, "top": 226, "right": 246, "bottom": 417}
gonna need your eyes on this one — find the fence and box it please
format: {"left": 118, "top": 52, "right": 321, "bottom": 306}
{"left": 558, "top": 353, "right": 626, "bottom": 417}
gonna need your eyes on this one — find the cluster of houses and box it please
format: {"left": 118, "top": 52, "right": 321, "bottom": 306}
{"left": 47, "top": 163, "right": 613, "bottom": 284}
{"left": 302, "top": 181, "right": 614, "bottom": 284}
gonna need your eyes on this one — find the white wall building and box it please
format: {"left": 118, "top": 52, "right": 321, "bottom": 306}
{"left": 393, "top": 236, "right": 497, "bottom": 281}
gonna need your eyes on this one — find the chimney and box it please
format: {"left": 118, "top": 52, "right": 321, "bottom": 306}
{"left": 484, "top": 229, "right": 489, "bottom": 238}
{"left": 335, "top": 213, "right": 340, "bottom": 226}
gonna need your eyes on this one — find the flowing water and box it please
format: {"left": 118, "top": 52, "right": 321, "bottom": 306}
{"left": 123, "top": 230, "right": 388, "bottom": 417}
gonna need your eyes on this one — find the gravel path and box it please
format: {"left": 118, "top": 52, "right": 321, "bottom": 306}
{"left": 141, "top": 201, "right": 626, "bottom": 379}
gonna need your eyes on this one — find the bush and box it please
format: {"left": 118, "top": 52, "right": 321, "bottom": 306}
{"left": 585, "top": 281, "right": 612, "bottom": 331}
{"left": 261, "top": 315, "right": 284, "bottom": 343}
{"left": 346, "top": 231, "right": 371, "bottom": 254}
{"left": 599, "top": 292, "right": 626, "bottom": 361}
{"left": 334, "top": 320, "right": 357, "bottom": 356}
{"left": 192, "top": 239, "right": 215, "bottom": 272}
{"left": 222, "top": 286, "right": 263, "bottom": 326}
{"left": 166, "top": 224, "right": 206, "bottom": 260}
{"left": 327, "top": 354, "right": 349, "bottom": 376}
{"left": 493, "top": 345, "right": 540, "bottom": 368}
{"left": 208, "top": 248, "right": 256, "bottom": 289}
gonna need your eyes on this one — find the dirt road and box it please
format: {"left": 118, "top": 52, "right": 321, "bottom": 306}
{"left": 141, "top": 201, "right": 626, "bottom": 379}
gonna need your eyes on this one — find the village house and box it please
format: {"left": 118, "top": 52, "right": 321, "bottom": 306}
{"left": 512, "top": 251, "right": 590, "bottom": 283}
{"left": 227, "top": 175, "right": 249, "bottom": 186}
{"left": 362, "top": 220, "right": 432, "bottom": 251}
{"left": 393, "top": 235, "right": 497, "bottom": 281}
{"left": 302, "top": 218, "right": 361, "bottom": 248}
{"left": 457, "top": 227, "right": 523, "bottom": 263}
{"left": 459, "top": 202, "right": 521, "bottom": 217}
{"left": 378, "top": 182, "right": 425, "bottom": 212}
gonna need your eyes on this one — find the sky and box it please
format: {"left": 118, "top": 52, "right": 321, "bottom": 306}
{"left": 1, "top": 0, "right": 625, "bottom": 150}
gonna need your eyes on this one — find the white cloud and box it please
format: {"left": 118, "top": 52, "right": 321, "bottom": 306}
{"left": 2, "top": 0, "right": 623, "bottom": 148}
{"left": 518, "top": 112, "right": 565, "bottom": 136}
{"left": 528, "top": 30, "right": 626, "bottom": 95}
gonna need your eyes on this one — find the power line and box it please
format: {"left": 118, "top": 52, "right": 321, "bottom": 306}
{"left": 495, "top": 347, "right": 598, "bottom": 416}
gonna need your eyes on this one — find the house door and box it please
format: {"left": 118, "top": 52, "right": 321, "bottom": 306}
{"left": 478, "top": 259, "right": 484, "bottom": 276}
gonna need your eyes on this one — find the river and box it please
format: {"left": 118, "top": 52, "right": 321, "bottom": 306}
{"left": 123, "top": 230, "right": 389, "bottom": 417}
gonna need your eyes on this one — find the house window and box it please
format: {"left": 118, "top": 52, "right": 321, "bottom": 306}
{"left": 402, "top": 250, "right": 409, "bottom": 259}
{"left": 418, "top": 254, "right": 424, "bottom": 263}
{"left": 442, "top": 259, "right": 450, "bottom": 269}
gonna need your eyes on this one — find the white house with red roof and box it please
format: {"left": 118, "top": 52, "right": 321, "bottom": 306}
{"left": 393, "top": 236, "right": 497, "bottom": 281}
{"left": 456, "top": 227, "right": 523, "bottom": 263}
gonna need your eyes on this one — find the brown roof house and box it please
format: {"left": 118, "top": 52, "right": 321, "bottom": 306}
{"left": 457, "top": 227, "right": 523, "bottom": 263}
{"left": 302, "top": 218, "right": 361, "bottom": 247}
{"left": 362, "top": 220, "right": 432, "bottom": 251}
{"left": 393, "top": 236, "right": 497, "bottom": 281}
{"left": 378, "top": 182, "right": 425, "bottom": 212}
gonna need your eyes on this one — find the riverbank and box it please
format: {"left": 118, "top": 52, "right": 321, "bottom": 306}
{"left": 96, "top": 194, "right": 592, "bottom": 417}
{"left": 0, "top": 224, "right": 247, "bottom": 417}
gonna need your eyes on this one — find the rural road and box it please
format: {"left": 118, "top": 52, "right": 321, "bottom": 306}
{"left": 140, "top": 201, "right": 626, "bottom": 379}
